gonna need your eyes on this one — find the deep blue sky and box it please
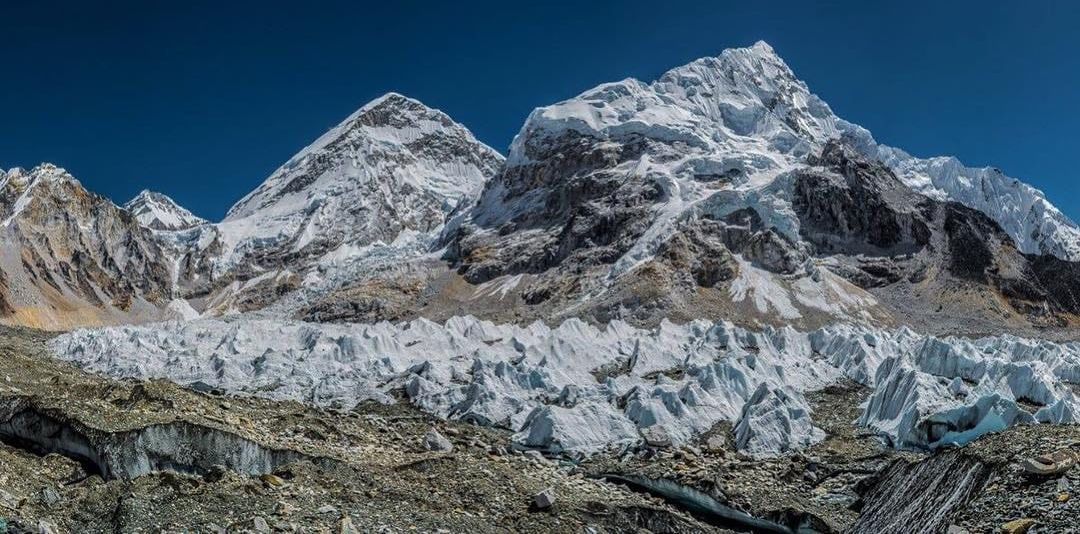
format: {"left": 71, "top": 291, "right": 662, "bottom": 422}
{"left": 2, "top": 1, "right": 1078, "bottom": 221}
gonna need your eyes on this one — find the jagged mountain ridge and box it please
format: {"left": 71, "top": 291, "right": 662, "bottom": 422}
{"left": 3, "top": 42, "right": 1080, "bottom": 333}
{"left": 462, "top": 41, "right": 1078, "bottom": 267}
{"left": 0, "top": 165, "right": 174, "bottom": 329}
{"left": 0, "top": 94, "right": 506, "bottom": 327}
{"left": 878, "top": 146, "right": 1080, "bottom": 262}
{"left": 444, "top": 41, "right": 1080, "bottom": 333}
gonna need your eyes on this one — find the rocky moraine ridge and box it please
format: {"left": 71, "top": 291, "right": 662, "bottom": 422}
{"left": 1, "top": 42, "right": 1079, "bottom": 532}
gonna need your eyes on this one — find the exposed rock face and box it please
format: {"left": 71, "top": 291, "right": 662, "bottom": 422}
{"left": 450, "top": 130, "right": 663, "bottom": 284}
{"left": 932, "top": 201, "right": 1080, "bottom": 324}
{"left": 790, "top": 142, "right": 1080, "bottom": 328}
{"left": 656, "top": 218, "right": 739, "bottom": 288}
{"left": 438, "top": 43, "right": 1080, "bottom": 332}
{"left": 853, "top": 451, "right": 993, "bottom": 534}
{"left": 0, "top": 165, "right": 173, "bottom": 329}
{"left": 793, "top": 142, "right": 931, "bottom": 256}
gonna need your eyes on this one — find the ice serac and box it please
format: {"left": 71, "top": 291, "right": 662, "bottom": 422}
{"left": 0, "top": 165, "right": 174, "bottom": 329}
{"left": 49, "top": 316, "right": 1080, "bottom": 457}
{"left": 124, "top": 190, "right": 207, "bottom": 231}
{"left": 217, "top": 92, "right": 504, "bottom": 272}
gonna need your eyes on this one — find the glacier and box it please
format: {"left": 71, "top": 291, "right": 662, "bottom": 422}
{"left": 17, "top": 41, "right": 1080, "bottom": 462}
{"left": 50, "top": 315, "right": 1080, "bottom": 457}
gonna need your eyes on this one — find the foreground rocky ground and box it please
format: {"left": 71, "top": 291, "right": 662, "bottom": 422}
{"left": 0, "top": 326, "right": 1076, "bottom": 533}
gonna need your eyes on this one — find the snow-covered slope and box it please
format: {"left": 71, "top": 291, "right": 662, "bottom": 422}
{"left": 0, "top": 95, "right": 505, "bottom": 327}
{"left": 50, "top": 316, "right": 1080, "bottom": 456}
{"left": 124, "top": 190, "right": 207, "bottom": 231}
{"left": 168, "top": 93, "right": 507, "bottom": 315}
{"left": 443, "top": 41, "right": 1080, "bottom": 331}
{"left": 479, "top": 41, "right": 1079, "bottom": 265}
{"left": 463, "top": 41, "right": 842, "bottom": 272}
{"left": 216, "top": 93, "right": 503, "bottom": 271}
{"left": 878, "top": 146, "right": 1080, "bottom": 261}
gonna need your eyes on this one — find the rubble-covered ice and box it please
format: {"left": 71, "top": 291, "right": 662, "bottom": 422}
{"left": 49, "top": 317, "right": 1080, "bottom": 456}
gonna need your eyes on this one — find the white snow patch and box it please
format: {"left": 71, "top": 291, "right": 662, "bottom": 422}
{"left": 164, "top": 299, "right": 201, "bottom": 321}
{"left": 729, "top": 257, "right": 802, "bottom": 319}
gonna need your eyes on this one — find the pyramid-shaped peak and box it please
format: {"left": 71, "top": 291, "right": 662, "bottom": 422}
{"left": 125, "top": 189, "right": 180, "bottom": 209}
{"left": 124, "top": 189, "right": 206, "bottom": 231}
{"left": 668, "top": 40, "right": 795, "bottom": 82}
{"left": 221, "top": 88, "right": 503, "bottom": 251}
{"left": 362, "top": 91, "right": 424, "bottom": 110}
{"left": 749, "top": 40, "right": 777, "bottom": 56}
{"left": 341, "top": 92, "right": 461, "bottom": 132}
{"left": 127, "top": 189, "right": 168, "bottom": 205}
{"left": 270, "top": 92, "right": 488, "bottom": 176}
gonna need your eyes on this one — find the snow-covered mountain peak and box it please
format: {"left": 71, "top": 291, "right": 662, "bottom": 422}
{"left": 214, "top": 92, "right": 503, "bottom": 273}
{"left": 15, "top": 163, "right": 79, "bottom": 186}
{"left": 256, "top": 92, "right": 472, "bottom": 190}
{"left": 671, "top": 39, "right": 791, "bottom": 85}
{"left": 501, "top": 41, "right": 1080, "bottom": 262}
{"left": 508, "top": 42, "right": 850, "bottom": 170}
{"left": 0, "top": 166, "right": 23, "bottom": 180}
{"left": 124, "top": 189, "right": 207, "bottom": 231}
{"left": 226, "top": 93, "right": 502, "bottom": 221}
{"left": 1, "top": 164, "right": 88, "bottom": 226}
{"left": 748, "top": 39, "right": 777, "bottom": 55}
